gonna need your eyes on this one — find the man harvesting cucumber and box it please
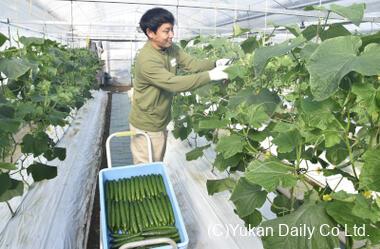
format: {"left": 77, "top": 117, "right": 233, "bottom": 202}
{"left": 129, "top": 7, "right": 230, "bottom": 164}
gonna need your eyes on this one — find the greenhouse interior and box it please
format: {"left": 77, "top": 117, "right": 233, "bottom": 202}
{"left": 1, "top": 0, "right": 380, "bottom": 249}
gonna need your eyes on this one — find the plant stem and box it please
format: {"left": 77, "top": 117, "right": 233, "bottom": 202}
{"left": 5, "top": 201, "right": 15, "bottom": 216}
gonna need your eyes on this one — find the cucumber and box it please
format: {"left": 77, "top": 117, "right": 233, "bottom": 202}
{"left": 115, "top": 200, "right": 121, "bottom": 232}
{"left": 107, "top": 199, "right": 112, "bottom": 230}
{"left": 141, "top": 229, "right": 177, "bottom": 237}
{"left": 114, "top": 180, "right": 119, "bottom": 202}
{"left": 123, "top": 201, "right": 129, "bottom": 231}
{"left": 158, "top": 175, "right": 166, "bottom": 194}
{"left": 117, "top": 180, "right": 123, "bottom": 202}
{"left": 119, "top": 200, "right": 127, "bottom": 232}
{"left": 159, "top": 195, "right": 170, "bottom": 225}
{"left": 132, "top": 177, "right": 138, "bottom": 201}
{"left": 126, "top": 178, "right": 132, "bottom": 202}
{"left": 111, "top": 200, "right": 116, "bottom": 232}
{"left": 150, "top": 197, "right": 164, "bottom": 223}
{"left": 105, "top": 181, "right": 110, "bottom": 200}
{"left": 111, "top": 235, "right": 144, "bottom": 249}
{"left": 150, "top": 175, "right": 158, "bottom": 196}
{"left": 137, "top": 200, "right": 149, "bottom": 228}
{"left": 111, "top": 232, "right": 141, "bottom": 242}
{"left": 138, "top": 176, "right": 146, "bottom": 199}
{"left": 153, "top": 175, "right": 161, "bottom": 194}
{"left": 110, "top": 180, "right": 115, "bottom": 200}
{"left": 155, "top": 196, "right": 167, "bottom": 225}
{"left": 133, "top": 201, "right": 143, "bottom": 232}
{"left": 142, "top": 225, "right": 177, "bottom": 232}
{"left": 143, "top": 176, "right": 151, "bottom": 198}
{"left": 145, "top": 175, "right": 154, "bottom": 197}
{"left": 121, "top": 179, "right": 127, "bottom": 201}
{"left": 165, "top": 195, "right": 175, "bottom": 225}
{"left": 129, "top": 201, "right": 138, "bottom": 234}
{"left": 144, "top": 198, "right": 158, "bottom": 226}
{"left": 141, "top": 199, "right": 154, "bottom": 227}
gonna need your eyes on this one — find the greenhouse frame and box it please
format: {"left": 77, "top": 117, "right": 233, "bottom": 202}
{"left": 1, "top": 1, "right": 380, "bottom": 249}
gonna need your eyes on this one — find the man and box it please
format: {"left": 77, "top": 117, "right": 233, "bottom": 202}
{"left": 129, "top": 7, "right": 230, "bottom": 164}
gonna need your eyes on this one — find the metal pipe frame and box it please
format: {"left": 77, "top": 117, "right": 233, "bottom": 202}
{"left": 55, "top": 0, "right": 380, "bottom": 22}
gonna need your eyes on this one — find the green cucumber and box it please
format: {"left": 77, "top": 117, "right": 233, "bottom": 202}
{"left": 165, "top": 195, "right": 175, "bottom": 225}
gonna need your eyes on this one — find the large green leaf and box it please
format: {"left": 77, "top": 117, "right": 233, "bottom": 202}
{"left": 241, "top": 36, "right": 259, "bottom": 54}
{"left": 0, "top": 118, "right": 20, "bottom": 133}
{"left": 307, "top": 36, "right": 380, "bottom": 100}
{"left": 213, "top": 153, "right": 242, "bottom": 171}
{"left": 0, "top": 178, "right": 24, "bottom": 202}
{"left": 21, "top": 132, "right": 52, "bottom": 156}
{"left": 0, "top": 163, "right": 17, "bottom": 171}
{"left": 254, "top": 35, "right": 306, "bottom": 76}
{"left": 270, "top": 194, "right": 303, "bottom": 217}
{"left": 206, "top": 178, "right": 236, "bottom": 195}
{"left": 304, "top": 3, "right": 365, "bottom": 27}
{"left": 352, "top": 82, "right": 379, "bottom": 115}
{"left": 225, "top": 64, "right": 249, "bottom": 80}
{"left": 230, "top": 177, "right": 267, "bottom": 217}
{"left": 0, "top": 173, "right": 12, "bottom": 196}
{"left": 299, "top": 42, "right": 319, "bottom": 62}
{"left": 44, "top": 147, "right": 67, "bottom": 161}
{"left": 325, "top": 200, "right": 369, "bottom": 239}
{"left": 329, "top": 3, "right": 365, "bottom": 27}
{"left": 233, "top": 24, "right": 250, "bottom": 37}
{"left": 245, "top": 159, "right": 297, "bottom": 192}
{"left": 198, "top": 118, "right": 228, "bottom": 129}
{"left": 325, "top": 142, "right": 349, "bottom": 165}
{"left": 243, "top": 104, "right": 270, "bottom": 128}
{"left": 179, "top": 39, "right": 190, "bottom": 49}
{"left": 241, "top": 209, "right": 262, "bottom": 227}
{"left": 27, "top": 162, "right": 57, "bottom": 182}
{"left": 19, "top": 36, "right": 45, "bottom": 46}
{"left": 228, "top": 88, "right": 281, "bottom": 116}
{"left": 299, "top": 98, "right": 340, "bottom": 130}
{"left": 0, "top": 32, "right": 8, "bottom": 47}
{"left": 0, "top": 58, "right": 31, "bottom": 80}
{"left": 360, "top": 31, "right": 380, "bottom": 51}
{"left": 272, "top": 130, "right": 302, "bottom": 154}
{"left": 320, "top": 23, "right": 351, "bottom": 41}
{"left": 262, "top": 195, "right": 340, "bottom": 249}
{"left": 216, "top": 134, "right": 245, "bottom": 159}
{"left": 301, "top": 25, "right": 318, "bottom": 41}
{"left": 359, "top": 148, "right": 380, "bottom": 192}
{"left": 284, "top": 24, "right": 301, "bottom": 37}
{"left": 352, "top": 195, "right": 380, "bottom": 223}
{"left": 185, "top": 144, "right": 210, "bottom": 161}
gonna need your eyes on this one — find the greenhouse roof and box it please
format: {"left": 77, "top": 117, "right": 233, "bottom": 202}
{"left": 1, "top": 0, "right": 380, "bottom": 42}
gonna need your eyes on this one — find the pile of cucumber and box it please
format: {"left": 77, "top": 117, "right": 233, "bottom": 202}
{"left": 105, "top": 174, "right": 180, "bottom": 248}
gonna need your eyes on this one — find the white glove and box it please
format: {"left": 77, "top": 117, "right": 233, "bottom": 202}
{"left": 216, "top": 58, "right": 230, "bottom": 67}
{"left": 208, "top": 66, "right": 229, "bottom": 81}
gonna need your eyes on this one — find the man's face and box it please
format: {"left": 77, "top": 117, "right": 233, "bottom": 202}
{"left": 147, "top": 23, "right": 174, "bottom": 49}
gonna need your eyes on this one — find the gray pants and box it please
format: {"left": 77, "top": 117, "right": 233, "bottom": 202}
{"left": 129, "top": 123, "right": 167, "bottom": 164}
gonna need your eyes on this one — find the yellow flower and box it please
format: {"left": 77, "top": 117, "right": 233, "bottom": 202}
{"left": 323, "top": 194, "right": 333, "bottom": 201}
{"left": 363, "top": 191, "right": 372, "bottom": 199}
{"left": 264, "top": 151, "right": 271, "bottom": 159}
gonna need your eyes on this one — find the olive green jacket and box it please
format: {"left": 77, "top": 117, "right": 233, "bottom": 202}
{"left": 129, "top": 41, "right": 215, "bottom": 132}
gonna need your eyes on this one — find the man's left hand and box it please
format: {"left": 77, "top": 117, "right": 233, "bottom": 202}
{"left": 216, "top": 58, "right": 231, "bottom": 67}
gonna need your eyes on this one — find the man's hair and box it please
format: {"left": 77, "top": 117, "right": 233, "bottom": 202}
{"left": 139, "top": 8, "right": 175, "bottom": 36}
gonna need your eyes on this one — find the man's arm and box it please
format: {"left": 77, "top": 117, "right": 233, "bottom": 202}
{"left": 176, "top": 46, "right": 215, "bottom": 73}
{"left": 140, "top": 58, "right": 211, "bottom": 93}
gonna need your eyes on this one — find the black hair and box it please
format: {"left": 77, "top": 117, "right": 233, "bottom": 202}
{"left": 139, "top": 8, "right": 175, "bottom": 36}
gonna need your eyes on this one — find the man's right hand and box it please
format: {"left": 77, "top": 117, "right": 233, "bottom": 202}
{"left": 208, "top": 66, "right": 229, "bottom": 81}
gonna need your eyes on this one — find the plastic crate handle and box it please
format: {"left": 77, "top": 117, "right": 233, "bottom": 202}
{"left": 119, "top": 238, "right": 178, "bottom": 249}
{"left": 105, "top": 131, "right": 153, "bottom": 168}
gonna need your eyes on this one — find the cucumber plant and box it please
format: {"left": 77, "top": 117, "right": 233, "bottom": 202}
{"left": 172, "top": 3, "right": 380, "bottom": 249}
{"left": 0, "top": 34, "right": 101, "bottom": 215}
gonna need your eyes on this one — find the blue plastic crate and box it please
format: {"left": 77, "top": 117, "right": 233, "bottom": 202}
{"left": 99, "top": 162, "right": 189, "bottom": 249}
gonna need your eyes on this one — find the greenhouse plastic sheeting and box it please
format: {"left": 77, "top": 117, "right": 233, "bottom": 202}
{"left": 0, "top": 90, "right": 108, "bottom": 249}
